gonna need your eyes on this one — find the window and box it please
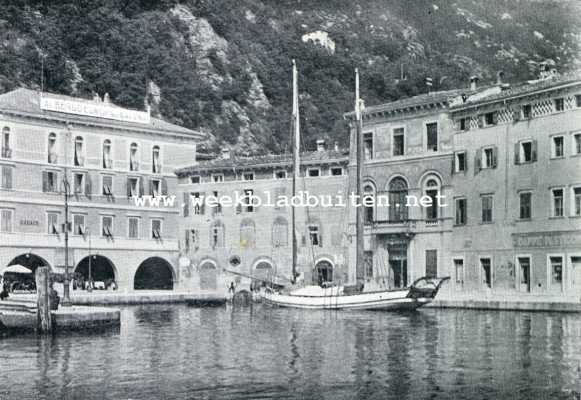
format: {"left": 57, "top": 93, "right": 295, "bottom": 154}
{"left": 480, "top": 258, "right": 492, "bottom": 288}
{"left": 243, "top": 189, "right": 255, "bottom": 212}
{"left": 274, "top": 186, "right": 286, "bottom": 210}
{"left": 484, "top": 112, "right": 496, "bottom": 126}
{"left": 48, "top": 133, "right": 57, "bottom": 164}
{"left": 274, "top": 170, "right": 287, "bottom": 179}
{"left": 519, "top": 192, "right": 532, "bottom": 220}
{"left": 573, "top": 187, "right": 581, "bottom": 217}
{"left": 129, "top": 143, "right": 139, "bottom": 171}
{"left": 389, "top": 177, "right": 408, "bottom": 222}
{"left": 128, "top": 217, "right": 139, "bottom": 239}
{"left": 425, "top": 250, "right": 437, "bottom": 278}
{"left": 101, "top": 216, "right": 113, "bottom": 238}
{"left": 522, "top": 104, "right": 532, "bottom": 119}
{"left": 151, "top": 219, "right": 162, "bottom": 239}
{"left": 1, "top": 127, "right": 11, "bottom": 158}
{"left": 552, "top": 188, "right": 564, "bottom": 217}
{"left": 211, "top": 190, "right": 222, "bottom": 215}
{"left": 73, "top": 214, "right": 86, "bottom": 235}
{"left": 42, "top": 171, "right": 58, "bottom": 193}
{"left": 574, "top": 134, "right": 581, "bottom": 155}
{"left": 330, "top": 167, "right": 343, "bottom": 176}
{"left": 550, "top": 256, "right": 563, "bottom": 286}
{"left": 364, "top": 251, "right": 373, "bottom": 278}
{"left": 455, "top": 198, "right": 467, "bottom": 225}
{"left": 458, "top": 117, "right": 469, "bottom": 131}
{"left": 454, "top": 151, "right": 467, "bottom": 173}
{"left": 1, "top": 165, "right": 13, "bottom": 189}
{"left": 240, "top": 219, "right": 256, "bottom": 249}
{"left": 212, "top": 174, "right": 224, "bottom": 183}
{"left": 576, "top": 95, "right": 581, "bottom": 108}
{"left": 74, "top": 136, "right": 84, "bottom": 166}
{"left": 0, "top": 208, "right": 13, "bottom": 232}
{"left": 554, "top": 98, "right": 564, "bottom": 112}
{"left": 393, "top": 127, "right": 405, "bottom": 156}
{"left": 272, "top": 217, "right": 288, "bottom": 247}
{"left": 243, "top": 172, "right": 254, "bottom": 181}
{"left": 552, "top": 136, "right": 564, "bottom": 158}
{"left": 102, "top": 139, "right": 112, "bottom": 169}
{"left": 454, "top": 259, "right": 464, "bottom": 286}
{"left": 481, "top": 147, "right": 496, "bottom": 169}
{"left": 308, "top": 225, "right": 321, "bottom": 247}
{"left": 152, "top": 145, "right": 161, "bottom": 173}
{"left": 363, "top": 184, "right": 375, "bottom": 224}
{"left": 127, "top": 177, "right": 139, "bottom": 198}
{"left": 190, "top": 175, "right": 200, "bottom": 184}
{"left": 518, "top": 257, "right": 531, "bottom": 292}
{"left": 102, "top": 175, "right": 113, "bottom": 196}
{"left": 424, "top": 178, "right": 439, "bottom": 221}
{"left": 426, "top": 122, "right": 438, "bottom": 151}
{"left": 363, "top": 132, "right": 373, "bottom": 160}
{"left": 481, "top": 195, "right": 493, "bottom": 223}
{"left": 191, "top": 192, "right": 204, "bottom": 215}
{"left": 307, "top": 168, "right": 320, "bottom": 177}
{"left": 210, "top": 220, "right": 224, "bottom": 248}
{"left": 47, "top": 212, "right": 59, "bottom": 235}
{"left": 73, "top": 173, "right": 85, "bottom": 194}
{"left": 150, "top": 179, "right": 161, "bottom": 197}
{"left": 516, "top": 140, "right": 537, "bottom": 164}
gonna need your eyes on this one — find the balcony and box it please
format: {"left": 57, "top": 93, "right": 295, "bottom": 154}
{"left": 367, "top": 217, "right": 449, "bottom": 234}
{"left": 1, "top": 147, "right": 12, "bottom": 158}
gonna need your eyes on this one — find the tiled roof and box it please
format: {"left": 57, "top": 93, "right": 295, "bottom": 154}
{"left": 451, "top": 71, "right": 581, "bottom": 109}
{"left": 345, "top": 88, "right": 477, "bottom": 119}
{"left": 176, "top": 149, "right": 349, "bottom": 176}
{"left": 0, "top": 88, "right": 205, "bottom": 138}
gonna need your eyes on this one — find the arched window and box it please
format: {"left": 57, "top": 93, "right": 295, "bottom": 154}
{"left": 423, "top": 176, "right": 441, "bottom": 221}
{"left": 389, "top": 177, "right": 408, "bottom": 222}
{"left": 103, "top": 139, "right": 112, "bottom": 169}
{"left": 48, "top": 133, "right": 57, "bottom": 164}
{"left": 210, "top": 220, "right": 225, "bottom": 249}
{"left": 74, "top": 136, "right": 84, "bottom": 166}
{"left": 306, "top": 218, "right": 323, "bottom": 247}
{"left": 363, "top": 183, "right": 375, "bottom": 224}
{"left": 152, "top": 145, "right": 161, "bottom": 173}
{"left": 130, "top": 143, "right": 139, "bottom": 171}
{"left": 240, "top": 218, "right": 256, "bottom": 249}
{"left": 2, "top": 127, "right": 11, "bottom": 158}
{"left": 272, "top": 217, "right": 288, "bottom": 247}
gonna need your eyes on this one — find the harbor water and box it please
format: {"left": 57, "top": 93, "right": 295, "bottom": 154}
{"left": 1, "top": 304, "right": 581, "bottom": 400}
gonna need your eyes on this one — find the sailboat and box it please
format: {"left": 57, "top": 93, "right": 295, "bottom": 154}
{"left": 261, "top": 64, "right": 449, "bottom": 310}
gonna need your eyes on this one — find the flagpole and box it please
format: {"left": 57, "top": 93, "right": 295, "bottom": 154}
{"left": 291, "top": 60, "right": 300, "bottom": 284}
{"left": 355, "top": 68, "right": 365, "bottom": 289}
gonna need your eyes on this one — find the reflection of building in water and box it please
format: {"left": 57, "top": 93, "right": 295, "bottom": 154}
{"left": 175, "top": 142, "right": 350, "bottom": 291}
{"left": 0, "top": 89, "right": 203, "bottom": 291}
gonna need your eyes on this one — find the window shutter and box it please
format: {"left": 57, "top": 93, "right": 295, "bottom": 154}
{"left": 42, "top": 171, "right": 48, "bottom": 192}
{"left": 492, "top": 146, "right": 498, "bottom": 168}
{"left": 477, "top": 116, "right": 483, "bottom": 128}
{"left": 183, "top": 192, "right": 189, "bottom": 217}
{"left": 148, "top": 178, "right": 154, "bottom": 196}
{"left": 139, "top": 177, "right": 144, "bottom": 196}
{"left": 451, "top": 156, "right": 456, "bottom": 175}
{"left": 474, "top": 149, "right": 481, "bottom": 175}
{"left": 463, "top": 152, "right": 469, "bottom": 172}
{"left": 85, "top": 173, "right": 92, "bottom": 197}
{"left": 200, "top": 192, "right": 205, "bottom": 215}
{"left": 161, "top": 178, "right": 168, "bottom": 195}
{"left": 184, "top": 229, "right": 190, "bottom": 251}
{"left": 126, "top": 177, "right": 132, "bottom": 198}
{"left": 532, "top": 140, "right": 538, "bottom": 162}
{"left": 514, "top": 143, "right": 520, "bottom": 165}
{"left": 492, "top": 111, "right": 498, "bottom": 125}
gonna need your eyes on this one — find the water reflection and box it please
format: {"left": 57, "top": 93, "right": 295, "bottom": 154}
{"left": 1, "top": 306, "right": 581, "bottom": 399}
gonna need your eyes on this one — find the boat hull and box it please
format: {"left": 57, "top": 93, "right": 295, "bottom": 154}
{"left": 260, "top": 277, "right": 450, "bottom": 311}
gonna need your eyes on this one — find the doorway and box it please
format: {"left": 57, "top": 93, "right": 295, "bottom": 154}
{"left": 518, "top": 257, "right": 531, "bottom": 293}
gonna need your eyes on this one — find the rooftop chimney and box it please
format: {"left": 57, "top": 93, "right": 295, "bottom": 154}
{"left": 316, "top": 139, "right": 326, "bottom": 152}
{"left": 221, "top": 148, "right": 231, "bottom": 159}
{"left": 469, "top": 76, "right": 479, "bottom": 91}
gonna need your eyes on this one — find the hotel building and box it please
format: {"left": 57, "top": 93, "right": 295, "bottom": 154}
{"left": 175, "top": 142, "right": 350, "bottom": 292}
{"left": 0, "top": 89, "right": 203, "bottom": 291}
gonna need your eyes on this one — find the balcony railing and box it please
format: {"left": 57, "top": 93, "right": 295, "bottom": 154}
{"left": 1, "top": 147, "right": 12, "bottom": 158}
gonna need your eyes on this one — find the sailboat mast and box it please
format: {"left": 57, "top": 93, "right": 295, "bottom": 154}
{"left": 291, "top": 60, "right": 300, "bottom": 284}
{"left": 355, "top": 68, "right": 365, "bottom": 287}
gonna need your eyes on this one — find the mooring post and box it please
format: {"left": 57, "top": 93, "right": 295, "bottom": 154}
{"left": 35, "top": 266, "right": 52, "bottom": 333}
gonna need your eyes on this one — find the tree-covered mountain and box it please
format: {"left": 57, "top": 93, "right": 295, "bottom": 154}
{"left": 0, "top": 0, "right": 579, "bottom": 154}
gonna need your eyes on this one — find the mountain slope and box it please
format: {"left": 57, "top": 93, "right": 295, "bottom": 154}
{"left": 0, "top": 0, "right": 579, "bottom": 154}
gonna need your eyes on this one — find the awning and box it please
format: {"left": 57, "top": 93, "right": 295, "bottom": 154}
{"left": 2, "top": 264, "right": 34, "bottom": 275}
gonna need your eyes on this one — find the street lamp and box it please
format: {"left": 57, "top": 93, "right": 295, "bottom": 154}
{"left": 87, "top": 227, "right": 92, "bottom": 292}
{"left": 61, "top": 123, "right": 73, "bottom": 306}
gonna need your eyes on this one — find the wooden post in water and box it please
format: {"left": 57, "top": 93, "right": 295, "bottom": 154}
{"left": 35, "top": 266, "right": 52, "bottom": 333}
